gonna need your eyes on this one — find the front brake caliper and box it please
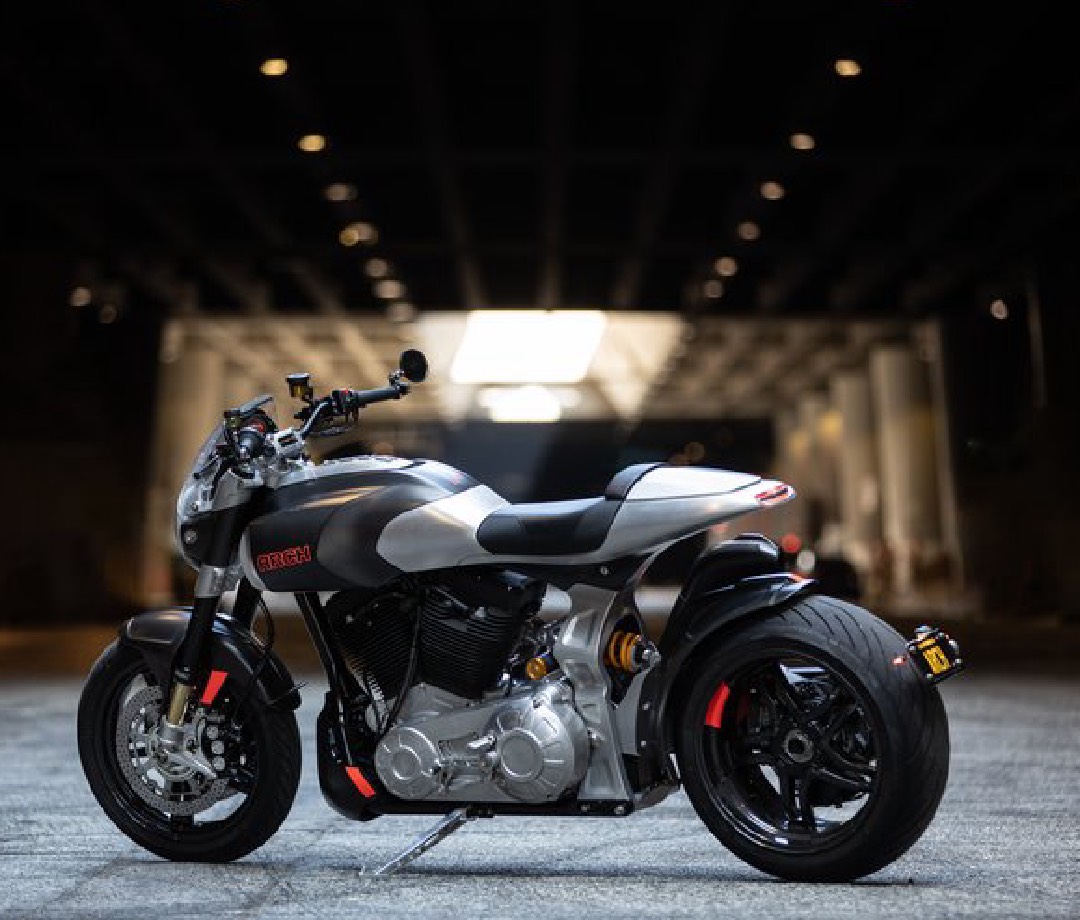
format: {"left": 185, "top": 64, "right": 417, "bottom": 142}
{"left": 906, "top": 625, "right": 964, "bottom": 683}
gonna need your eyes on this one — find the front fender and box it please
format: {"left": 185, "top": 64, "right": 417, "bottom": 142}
{"left": 633, "top": 539, "right": 816, "bottom": 784}
{"left": 120, "top": 608, "right": 302, "bottom": 711}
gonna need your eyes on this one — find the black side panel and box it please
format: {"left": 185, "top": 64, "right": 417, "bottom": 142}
{"left": 247, "top": 461, "right": 476, "bottom": 591}
{"left": 120, "top": 608, "right": 301, "bottom": 711}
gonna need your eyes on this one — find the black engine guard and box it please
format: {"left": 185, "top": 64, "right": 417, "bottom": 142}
{"left": 120, "top": 607, "right": 302, "bottom": 711}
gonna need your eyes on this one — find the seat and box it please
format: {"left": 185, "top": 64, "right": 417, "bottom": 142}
{"left": 476, "top": 496, "right": 620, "bottom": 555}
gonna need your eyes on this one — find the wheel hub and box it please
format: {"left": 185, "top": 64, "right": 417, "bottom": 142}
{"left": 780, "top": 727, "right": 814, "bottom": 764}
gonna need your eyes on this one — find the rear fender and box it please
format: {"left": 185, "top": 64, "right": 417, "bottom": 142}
{"left": 120, "top": 608, "right": 302, "bottom": 711}
{"left": 633, "top": 536, "right": 816, "bottom": 779}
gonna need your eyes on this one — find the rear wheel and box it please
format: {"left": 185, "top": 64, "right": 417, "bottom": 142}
{"left": 78, "top": 641, "right": 301, "bottom": 862}
{"left": 676, "top": 595, "right": 949, "bottom": 881}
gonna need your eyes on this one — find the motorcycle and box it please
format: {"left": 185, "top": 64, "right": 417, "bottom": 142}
{"left": 77, "top": 348, "right": 963, "bottom": 881}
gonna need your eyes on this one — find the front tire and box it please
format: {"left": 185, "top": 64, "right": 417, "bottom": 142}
{"left": 78, "top": 641, "right": 301, "bottom": 862}
{"left": 676, "top": 595, "right": 950, "bottom": 881}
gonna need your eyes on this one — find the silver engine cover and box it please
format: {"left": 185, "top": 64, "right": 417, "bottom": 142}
{"left": 374, "top": 681, "right": 590, "bottom": 803}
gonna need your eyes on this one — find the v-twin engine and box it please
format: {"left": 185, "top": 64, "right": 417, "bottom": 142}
{"left": 374, "top": 680, "right": 590, "bottom": 803}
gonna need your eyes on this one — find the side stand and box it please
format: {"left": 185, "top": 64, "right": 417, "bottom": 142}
{"left": 368, "top": 808, "right": 475, "bottom": 876}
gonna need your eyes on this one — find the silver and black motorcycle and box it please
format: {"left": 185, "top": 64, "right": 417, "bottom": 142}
{"left": 78, "top": 348, "right": 963, "bottom": 881}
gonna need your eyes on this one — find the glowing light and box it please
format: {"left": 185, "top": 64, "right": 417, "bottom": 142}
{"left": 324, "top": 183, "right": 357, "bottom": 202}
{"left": 789, "top": 132, "right": 816, "bottom": 151}
{"left": 479, "top": 385, "right": 562, "bottom": 423}
{"left": 835, "top": 59, "right": 861, "bottom": 77}
{"left": 990, "top": 298, "right": 1009, "bottom": 320}
{"left": 780, "top": 533, "right": 802, "bottom": 555}
{"left": 714, "top": 256, "right": 738, "bottom": 277}
{"left": 69, "top": 286, "right": 92, "bottom": 307}
{"left": 451, "top": 310, "right": 606, "bottom": 384}
{"left": 387, "top": 301, "right": 416, "bottom": 323}
{"left": 760, "top": 180, "right": 785, "bottom": 201}
{"left": 364, "top": 258, "right": 390, "bottom": 278}
{"left": 374, "top": 279, "right": 405, "bottom": 300}
{"left": 703, "top": 280, "right": 724, "bottom": 299}
{"left": 796, "top": 548, "right": 817, "bottom": 573}
{"left": 259, "top": 58, "right": 288, "bottom": 77}
{"left": 737, "top": 220, "right": 761, "bottom": 242}
{"left": 297, "top": 134, "right": 326, "bottom": 153}
{"left": 98, "top": 304, "right": 118, "bottom": 324}
{"left": 339, "top": 222, "right": 378, "bottom": 247}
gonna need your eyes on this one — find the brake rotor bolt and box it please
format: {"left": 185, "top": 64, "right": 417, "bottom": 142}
{"left": 211, "top": 740, "right": 225, "bottom": 755}
{"left": 212, "top": 757, "right": 225, "bottom": 771}
{"left": 206, "top": 726, "right": 219, "bottom": 740}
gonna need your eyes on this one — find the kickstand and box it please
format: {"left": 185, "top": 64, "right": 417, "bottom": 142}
{"left": 368, "top": 807, "right": 475, "bottom": 876}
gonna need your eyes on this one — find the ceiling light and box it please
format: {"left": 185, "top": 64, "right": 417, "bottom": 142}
{"left": 737, "top": 221, "right": 761, "bottom": 242}
{"left": 374, "top": 279, "right": 405, "bottom": 300}
{"left": 451, "top": 310, "right": 607, "bottom": 384}
{"left": 69, "top": 286, "right": 92, "bottom": 307}
{"left": 990, "top": 298, "right": 1009, "bottom": 320}
{"left": 703, "top": 280, "right": 724, "bottom": 299}
{"left": 789, "top": 132, "right": 816, "bottom": 151}
{"left": 760, "top": 180, "right": 785, "bottom": 201}
{"left": 259, "top": 58, "right": 288, "bottom": 77}
{"left": 834, "top": 59, "right": 861, "bottom": 77}
{"left": 365, "top": 258, "right": 390, "bottom": 278}
{"left": 714, "top": 256, "right": 738, "bottom": 277}
{"left": 297, "top": 134, "right": 327, "bottom": 153}
{"left": 387, "top": 301, "right": 417, "bottom": 323}
{"left": 479, "top": 385, "right": 562, "bottom": 423}
{"left": 339, "top": 223, "right": 377, "bottom": 247}
{"left": 324, "top": 183, "right": 356, "bottom": 202}
{"left": 98, "top": 304, "right": 118, "bottom": 324}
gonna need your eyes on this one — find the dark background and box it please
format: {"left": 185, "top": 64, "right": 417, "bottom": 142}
{"left": 1, "top": 1, "right": 1078, "bottom": 625}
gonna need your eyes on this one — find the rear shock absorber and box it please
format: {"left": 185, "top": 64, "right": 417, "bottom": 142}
{"left": 605, "top": 630, "right": 659, "bottom": 674}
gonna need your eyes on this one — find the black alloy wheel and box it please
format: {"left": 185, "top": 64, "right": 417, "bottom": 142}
{"left": 677, "top": 595, "right": 950, "bottom": 881}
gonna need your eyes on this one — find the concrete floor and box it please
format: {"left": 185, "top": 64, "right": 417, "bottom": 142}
{"left": 0, "top": 670, "right": 1077, "bottom": 920}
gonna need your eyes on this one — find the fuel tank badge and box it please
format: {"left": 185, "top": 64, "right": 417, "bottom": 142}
{"left": 256, "top": 543, "right": 313, "bottom": 572}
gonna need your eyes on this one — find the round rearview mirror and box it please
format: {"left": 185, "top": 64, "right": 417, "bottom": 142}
{"left": 399, "top": 349, "right": 428, "bottom": 383}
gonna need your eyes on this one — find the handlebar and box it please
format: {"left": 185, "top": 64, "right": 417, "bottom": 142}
{"left": 297, "top": 378, "right": 410, "bottom": 438}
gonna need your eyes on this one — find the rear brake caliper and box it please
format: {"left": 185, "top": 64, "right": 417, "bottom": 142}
{"left": 906, "top": 625, "right": 964, "bottom": 683}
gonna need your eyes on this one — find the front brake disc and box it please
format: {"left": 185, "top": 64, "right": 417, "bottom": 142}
{"left": 114, "top": 685, "right": 235, "bottom": 817}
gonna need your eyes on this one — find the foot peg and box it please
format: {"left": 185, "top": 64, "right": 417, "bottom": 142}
{"left": 369, "top": 807, "right": 475, "bottom": 876}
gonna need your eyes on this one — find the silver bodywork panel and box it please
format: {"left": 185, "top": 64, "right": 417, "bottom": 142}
{"left": 378, "top": 466, "right": 780, "bottom": 572}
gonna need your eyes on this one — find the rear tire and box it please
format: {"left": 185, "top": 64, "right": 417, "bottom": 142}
{"left": 78, "top": 641, "right": 301, "bottom": 862}
{"left": 676, "top": 595, "right": 949, "bottom": 881}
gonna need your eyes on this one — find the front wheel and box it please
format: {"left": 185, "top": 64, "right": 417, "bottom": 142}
{"left": 78, "top": 641, "right": 301, "bottom": 862}
{"left": 676, "top": 595, "right": 950, "bottom": 881}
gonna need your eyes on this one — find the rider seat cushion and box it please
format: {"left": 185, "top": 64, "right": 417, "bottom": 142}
{"left": 476, "top": 496, "right": 620, "bottom": 556}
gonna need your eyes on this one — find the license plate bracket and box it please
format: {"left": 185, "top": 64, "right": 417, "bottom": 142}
{"left": 906, "top": 625, "right": 964, "bottom": 683}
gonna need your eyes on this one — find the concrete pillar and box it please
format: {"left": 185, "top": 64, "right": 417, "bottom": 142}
{"left": 140, "top": 329, "right": 225, "bottom": 605}
{"left": 831, "top": 369, "right": 882, "bottom": 575}
{"left": 869, "top": 344, "right": 942, "bottom": 595}
{"left": 770, "top": 405, "right": 809, "bottom": 543}
{"left": 797, "top": 391, "right": 840, "bottom": 549}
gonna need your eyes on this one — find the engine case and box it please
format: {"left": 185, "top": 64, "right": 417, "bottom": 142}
{"left": 374, "top": 681, "right": 589, "bottom": 803}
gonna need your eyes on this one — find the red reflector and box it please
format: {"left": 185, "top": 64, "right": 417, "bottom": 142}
{"left": 755, "top": 484, "right": 792, "bottom": 506}
{"left": 199, "top": 670, "right": 228, "bottom": 706}
{"left": 345, "top": 766, "right": 376, "bottom": 798}
{"left": 705, "top": 682, "right": 731, "bottom": 729}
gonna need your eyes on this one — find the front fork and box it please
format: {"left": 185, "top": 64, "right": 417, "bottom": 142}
{"left": 159, "top": 568, "right": 261, "bottom": 751}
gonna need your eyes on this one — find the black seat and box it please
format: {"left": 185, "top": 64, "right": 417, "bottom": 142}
{"left": 476, "top": 497, "right": 620, "bottom": 555}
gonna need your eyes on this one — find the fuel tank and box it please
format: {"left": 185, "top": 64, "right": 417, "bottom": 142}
{"left": 240, "top": 457, "right": 481, "bottom": 591}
